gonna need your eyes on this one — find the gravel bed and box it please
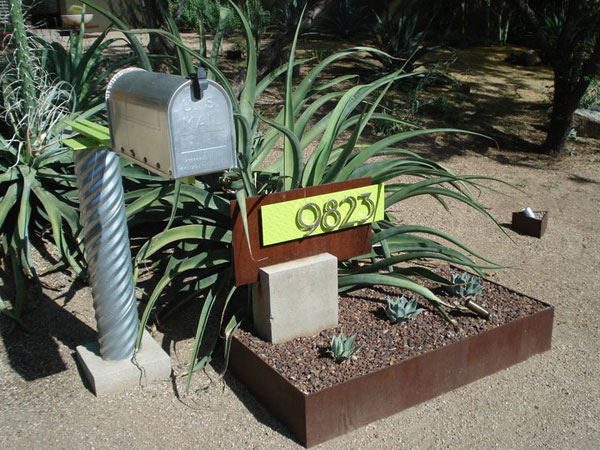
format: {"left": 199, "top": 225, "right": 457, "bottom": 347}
{"left": 235, "top": 267, "right": 549, "bottom": 394}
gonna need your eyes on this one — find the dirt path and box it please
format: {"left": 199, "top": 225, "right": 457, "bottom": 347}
{"left": 1, "top": 46, "right": 599, "bottom": 449}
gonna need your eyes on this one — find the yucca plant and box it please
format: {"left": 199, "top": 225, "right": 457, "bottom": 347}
{"left": 80, "top": 1, "right": 511, "bottom": 386}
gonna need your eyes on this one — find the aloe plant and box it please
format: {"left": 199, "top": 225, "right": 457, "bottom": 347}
{"left": 328, "top": 332, "right": 362, "bottom": 363}
{"left": 80, "top": 0, "right": 152, "bottom": 71}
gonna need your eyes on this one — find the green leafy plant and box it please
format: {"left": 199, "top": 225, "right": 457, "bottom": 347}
{"left": 271, "top": 0, "right": 307, "bottom": 34}
{"left": 494, "top": 3, "right": 511, "bottom": 45}
{"left": 0, "top": 0, "right": 96, "bottom": 324}
{"left": 421, "top": 96, "right": 465, "bottom": 123}
{"left": 540, "top": 5, "right": 567, "bottom": 47}
{"left": 242, "top": 0, "right": 270, "bottom": 50}
{"left": 445, "top": 272, "right": 484, "bottom": 298}
{"left": 80, "top": 1, "right": 512, "bottom": 386}
{"left": 370, "top": 99, "right": 414, "bottom": 137}
{"left": 34, "top": 7, "right": 135, "bottom": 111}
{"left": 328, "top": 332, "right": 362, "bottom": 363}
{"left": 306, "top": 47, "right": 333, "bottom": 64}
{"left": 366, "top": 1, "right": 430, "bottom": 75}
{"left": 580, "top": 77, "right": 600, "bottom": 110}
{"left": 80, "top": 0, "right": 152, "bottom": 71}
{"left": 384, "top": 295, "right": 424, "bottom": 323}
{"left": 169, "top": 0, "right": 221, "bottom": 32}
{"left": 322, "top": 0, "right": 372, "bottom": 40}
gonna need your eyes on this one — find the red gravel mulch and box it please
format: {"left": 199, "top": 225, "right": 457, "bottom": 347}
{"left": 235, "top": 267, "right": 549, "bottom": 394}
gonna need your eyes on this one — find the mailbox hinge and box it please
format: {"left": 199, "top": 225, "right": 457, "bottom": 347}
{"left": 188, "top": 67, "right": 208, "bottom": 101}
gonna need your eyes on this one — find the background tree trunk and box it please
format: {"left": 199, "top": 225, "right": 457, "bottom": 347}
{"left": 511, "top": 0, "right": 600, "bottom": 156}
{"left": 543, "top": 80, "right": 580, "bottom": 155}
{"left": 145, "top": 0, "right": 176, "bottom": 69}
{"left": 110, "top": 0, "right": 174, "bottom": 69}
{"left": 233, "top": 0, "right": 334, "bottom": 94}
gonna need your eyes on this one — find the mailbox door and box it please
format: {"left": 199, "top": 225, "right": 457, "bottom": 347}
{"left": 168, "top": 80, "right": 237, "bottom": 178}
{"left": 107, "top": 69, "right": 179, "bottom": 177}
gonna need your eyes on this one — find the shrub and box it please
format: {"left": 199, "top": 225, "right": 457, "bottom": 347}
{"left": 580, "top": 77, "right": 600, "bottom": 110}
{"left": 169, "top": 0, "right": 221, "bottom": 33}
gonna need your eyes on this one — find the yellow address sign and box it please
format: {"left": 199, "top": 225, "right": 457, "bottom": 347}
{"left": 260, "top": 184, "right": 385, "bottom": 246}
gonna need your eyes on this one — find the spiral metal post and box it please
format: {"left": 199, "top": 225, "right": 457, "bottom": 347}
{"left": 74, "top": 148, "right": 138, "bottom": 361}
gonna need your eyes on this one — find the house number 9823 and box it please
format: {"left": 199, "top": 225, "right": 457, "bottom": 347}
{"left": 296, "top": 192, "right": 375, "bottom": 236}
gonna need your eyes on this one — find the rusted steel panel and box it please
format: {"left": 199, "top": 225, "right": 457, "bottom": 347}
{"left": 303, "top": 307, "right": 553, "bottom": 447}
{"left": 229, "top": 282, "right": 554, "bottom": 447}
{"left": 512, "top": 210, "right": 548, "bottom": 238}
{"left": 229, "top": 338, "right": 308, "bottom": 443}
{"left": 230, "top": 179, "right": 373, "bottom": 286}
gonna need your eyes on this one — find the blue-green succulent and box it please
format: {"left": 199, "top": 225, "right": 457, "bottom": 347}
{"left": 446, "top": 272, "right": 484, "bottom": 298}
{"left": 328, "top": 332, "right": 362, "bottom": 363}
{"left": 385, "top": 295, "right": 424, "bottom": 323}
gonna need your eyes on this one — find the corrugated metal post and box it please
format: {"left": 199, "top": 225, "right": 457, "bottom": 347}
{"left": 73, "top": 148, "right": 138, "bottom": 361}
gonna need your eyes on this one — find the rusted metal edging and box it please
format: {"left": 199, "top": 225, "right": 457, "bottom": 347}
{"left": 230, "top": 288, "right": 554, "bottom": 447}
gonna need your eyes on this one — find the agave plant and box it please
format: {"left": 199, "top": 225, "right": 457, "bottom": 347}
{"left": 328, "top": 332, "right": 362, "bottom": 363}
{"left": 271, "top": 0, "right": 307, "bottom": 34}
{"left": 372, "top": 7, "right": 428, "bottom": 74}
{"left": 81, "top": 0, "right": 510, "bottom": 386}
{"left": 322, "top": 0, "right": 372, "bottom": 40}
{"left": 384, "top": 295, "right": 424, "bottom": 323}
{"left": 445, "top": 272, "right": 484, "bottom": 299}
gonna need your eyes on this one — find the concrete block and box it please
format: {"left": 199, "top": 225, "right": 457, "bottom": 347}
{"left": 252, "top": 253, "right": 338, "bottom": 344}
{"left": 574, "top": 108, "right": 600, "bottom": 139}
{"left": 76, "top": 330, "right": 171, "bottom": 396}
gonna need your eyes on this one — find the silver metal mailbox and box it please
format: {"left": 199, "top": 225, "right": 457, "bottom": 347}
{"left": 106, "top": 68, "right": 237, "bottom": 179}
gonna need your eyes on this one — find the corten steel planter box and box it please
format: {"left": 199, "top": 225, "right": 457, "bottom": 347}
{"left": 512, "top": 210, "right": 548, "bottom": 238}
{"left": 229, "top": 285, "right": 554, "bottom": 448}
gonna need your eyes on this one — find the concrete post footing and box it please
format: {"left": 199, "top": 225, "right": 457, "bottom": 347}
{"left": 76, "top": 330, "right": 171, "bottom": 396}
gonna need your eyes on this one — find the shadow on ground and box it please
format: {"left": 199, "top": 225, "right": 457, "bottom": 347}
{"left": 0, "top": 273, "right": 96, "bottom": 381}
{"left": 151, "top": 284, "right": 293, "bottom": 441}
{"left": 222, "top": 369, "right": 296, "bottom": 443}
{"left": 379, "top": 45, "right": 564, "bottom": 168}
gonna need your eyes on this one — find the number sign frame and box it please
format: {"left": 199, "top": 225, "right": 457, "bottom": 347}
{"left": 230, "top": 178, "right": 378, "bottom": 286}
{"left": 261, "top": 184, "right": 384, "bottom": 246}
